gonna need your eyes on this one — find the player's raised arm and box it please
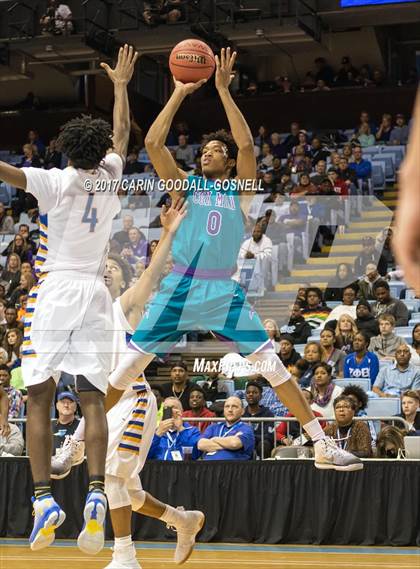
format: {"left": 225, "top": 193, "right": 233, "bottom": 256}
{"left": 215, "top": 47, "right": 256, "bottom": 182}
{"left": 0, "top": 161, "right": 27, "bottom": 190}
{"left": 144, "top": 77, "right": 206, "bottom": 192}
{"left": 101, "top": 44, "right": 139, "bottom": 161}
{"left": 120, "top": 197, "right": 187, "bottom": 328}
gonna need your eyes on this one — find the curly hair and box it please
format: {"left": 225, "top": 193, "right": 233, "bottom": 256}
{"left": 200, "top": 129, "right": 238, "bottom": 162}
{"left": 342, "top": 384, "right": 368, "bottom": 410}
{"left": 107, "top": 253, "right": 133, "bottom": 293}
{"left": 57, "top": 115, "right": 113, "bottom": 169}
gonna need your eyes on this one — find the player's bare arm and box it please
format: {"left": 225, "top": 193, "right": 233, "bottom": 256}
{"left": 216, "top": 47, "right": 256, "bottom": 215}
{"left": 101, "top": 44, "right": 139, "bottom": 161}
{"left": 0, "top": 161, "right": 27, "bottom": 190}
{"left": 144, "top": 76, "right": 206, "bottom": 199}
{"left": 0, "top": 384, "right": 10, "bottom": 438}
{"left": 394, "top": 87, "right": 420, "bottom": 295}
{"left": 120, "top": 197, "right": 187, "bottom": 328}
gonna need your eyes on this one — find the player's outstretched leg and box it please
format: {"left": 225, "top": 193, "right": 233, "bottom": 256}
{"left": 246, "top": 347, "right": 363, "bottom": 471}
{"left": 27, "top": 378, "right": 66, "bottom": 550}
{"left": 104, "top": 476, "right": 205, "bottom": 568}
{"left": 77, "top": 386, "right": 109, "bottom": 555}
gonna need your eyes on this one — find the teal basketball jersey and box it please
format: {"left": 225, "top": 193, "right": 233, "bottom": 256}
{"left": 171, "top": 175, "right": 244, "bottom": 272}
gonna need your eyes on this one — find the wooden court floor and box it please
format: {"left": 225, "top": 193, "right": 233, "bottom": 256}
{"left": 1, "top": 540, "right": 419, "bottom": 569}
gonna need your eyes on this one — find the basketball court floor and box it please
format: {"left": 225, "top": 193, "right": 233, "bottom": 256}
{"left": 0, "top": 540, "right": 419, "bottom": 569}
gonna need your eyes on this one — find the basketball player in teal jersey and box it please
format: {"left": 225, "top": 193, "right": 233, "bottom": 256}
{"left": 108, "top": 48, "right": 362, "bottom": 471}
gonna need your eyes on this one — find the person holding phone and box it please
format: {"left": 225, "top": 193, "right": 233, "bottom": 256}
{"left": 147, "top": 397, "right": 201, "bottom": 461}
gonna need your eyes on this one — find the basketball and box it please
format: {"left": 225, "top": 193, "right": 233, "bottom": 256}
{"left": 169, "top": 39, "right": 215, "bottom": 83}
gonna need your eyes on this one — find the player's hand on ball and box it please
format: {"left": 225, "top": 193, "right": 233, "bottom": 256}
{"left": 161, "top": 197, "right": 187, "bottom": 234}
{"left": 100, "top": 44, "right": 139, "bottom": 85}
{"left": 173, "top": 76, "right": 207, "bottom": 96}
{"left": 215, "top": 47, "right": 236, "bottom": 91}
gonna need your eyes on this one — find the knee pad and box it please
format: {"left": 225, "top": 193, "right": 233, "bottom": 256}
{"left": 129, "top": 487, "right": 147, "bottom": 512}
{"left": 246, "top": 346, "right": 291, "bottom": 388}
{"left": 105, "top": 474, "right": 131, "bottom": 510}
{"left": 108, "top": 351, "right": 154, "bottom": 391}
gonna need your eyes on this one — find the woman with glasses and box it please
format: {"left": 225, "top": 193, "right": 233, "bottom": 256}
{"left": 324, "top": 395, "right": 372, "bottom": 459}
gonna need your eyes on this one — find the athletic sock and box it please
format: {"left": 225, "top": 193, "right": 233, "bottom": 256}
{"left": 34, "top": 482, "right": 52, "bottom": 500}
{"left": 114, "top": 536, "right": 136, "bottom": 561}
{"left": 88, "top": 475, "right": 105, "bottom": 494}
{"left": 159, "top": 505, "right": 186, "bottom": 527}
{"left": 303, "top": 418, "right": 326, "bottom": 442}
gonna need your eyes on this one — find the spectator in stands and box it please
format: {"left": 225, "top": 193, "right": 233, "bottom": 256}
{"left": 354, "top": 111, "right": 376, "bottom": 135}
{"left": 292, "top": 131, "right": 311, "bottom": 156}
{"left": 310, "top": 159, "right": 327, "bottom": 185}
{"left": 278, "top": 334, "right": 301, "bottom": 369}
{"left": 120, "top": 227, "right": 148, "bottom": 266}
{"left": 314, "top": 57, "right": 335, "bottom": 86}
{"left": 0, "top": 307, "right": 23, "bottom": 342}
{"left": 0, "top": 421, "right": 24, "bottom": 456}
{"left": 283, "top": 122, "right": 300, "bottom": 152}
{"left": 18, "top": 225, "right": 37, "bottom": 256}
{"left": 409, "top": 324, "right": 420, "bottom": 367}
{"left": 358, "top": 263, "right": 382, "bottom": 301}
{"left": 258, "top": 143, "right": 274, "bottom": 170}
{"left": 311, "top": 362, "right": 343, "bottom": 418}
{"left": 376, "top": 426, "right": 405, "bottom": 458}
{"left": 344, "top": 331, "right": 379, "bottom": 386}
{"left": 354, "top": 123, "right": 375, "bottom": 148}
{"left": 372, "top": 280, "right": 409, "bottom": 326}
{"left": 354, "top": 237, "right": 387, "bottom": 277}
{"left": 148, "top": 397, "right": 201, "bottom": 460}
{"left": 260, "top": 171, "right": 277, "bottom": 194}
{"left": 398, "top": 390, "right": 420, "bottom": 433}
{"left": 337, "top": 156, "right": 357, "bottom": 185}
{"left": 349, "top": 146, "right": 372, "bottom": 182}
{"left": 175, "top": 134, "right": 195, "bottom": 166}
{"left": 113, "top": 215, "right": 134, "bottom": 247}
{"left": 198, "top": 396, "right": 255, "bottom": 461}
{"left": 0, "top": 364, "right": 23, "bottom": 419}
{"left": 161, "top": 361, "right": 195, "bottom": 411}
{"left": 9, "top": 273, "right": 35, "bottom": 307}
{"left": 276, "top": 387, "right": 325, "bottom": 446}
{"left": 197, "top": 363, "right": 228, "bottom": 404}
{"left": 263, "top": 318, "right": 280, "bottom": 351}
{"left": 324, "top": 286, "right": 358, "bottom": 325}
{"left": 52, "top": 391, "right": 80, "bottom": 453}
{"left": 152, "top": 386, "right": 164, "bottom": 424}
{"left": 355, "top": 300, "right": 379, "bottom": 340}
{"left": 389, "top": 113, "right": 409, "bottom": 145}
{"left": 333, "top": 314, "right": 358, "bottom": 354}
{"left": 375, "top": 226, "right": 395, "bottom": 268}
{"left": 243, "top": 381, "right": 274, "bottom": 459}
{"left": 324, "top": 395, "right": 372, "bottom": 458}
{"left": 369, "top": 314, "right": 405, "bottom": 360}
{"left": 238, "top": 222, "right": 272, "bottom": 289}
{"left": 234, "top": 375, "right": 287, "bottom": 417}
{"left": 299, "top": 342, "right": 323, "bottom": 388}
{"left": 2, "top": 328, "right": 22, "bottom": 369}
{"left": 123, "top": 151, "right": 144, "bottom": 175}
{"left": 335, "top": 56, "right": 358, "bottom": 87}
{"left": 330, "top": 152, "right": 341, "bottom": 169}
{"left": 375, "top": 113, "right": 393, "bottom": 142}
{"left": 0, "top": 204, "right": 14, "bottom": 234}
{"left": 18, "top": 144, "right": 41, "bottom": 169}
{"left": 302, "top": 287, "right": 331, "bottom": 329}
{"left": 27, "top": 129, "right": 45, "bottom": 157}
{"left": 44, "top": 138, "right": 62, "bottom": 169}
{"left": 290, "top": 173, "right": 317, "bottom": 197}
{"left": 254, "top": 125, "right": 270, "bottom": 148}
{"left": 320, "top": 328, "right": 345, "bottom": 378}
{"left": 313, "top": 80, "right": 330, "bottom": 92}
{"left": 341, "top": 383, "right": 377, "bottom": 445}
{"left": 325, "top": 263, "right": 355, "bottom": 302}
{"left": 373, "top": 344, "right": 420, "bottom": 397}
{"left": 280, "top": 302, "right": 312, "bottom": 344}
{"left": 1, "top": 235, "right": 32, "bottom": 265}
{"left": 270, "top": 132, "right": 287, "bottom": 159}
{"left": 40, "top": 1, "right": 73, "bottom": 35}
{"left": 182, "top": 386, "right": 215, "bottom": 434}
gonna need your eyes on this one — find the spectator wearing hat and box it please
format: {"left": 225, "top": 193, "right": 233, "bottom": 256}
{"left": 243, "top": 381, "right": 274, "bottom": 459}
{"left": 371, "top": 280, "right": 409, "bottom": 326}
{"left": 354, "top": 236, "right": 387, "bottom": 277}
{"left": 52, "top": 391, "right": 80, "bottom": 453}
{"left": 390, "top": 114, "right": 409, "bottom": 145}
{"left": 182, "top": 386, "right": 215, "bottom": 434}
{"left": 355, "top": 300, "right": 379, "bottom": 339}
{"left": 280, "top": 302, "right": 312, "bottom": 344}
{"left": 161, "top": 361, "right": 194, "bottom": 411}
{"left": 278, "top": 334, "right": 301, "bottom": 368}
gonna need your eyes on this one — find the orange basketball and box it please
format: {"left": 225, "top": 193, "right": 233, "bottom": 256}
{"left": 169, "top": 39, "right": 215, "bottom": 83}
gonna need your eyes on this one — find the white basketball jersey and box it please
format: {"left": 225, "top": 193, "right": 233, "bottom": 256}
{"left": 111, "top": 297, "right": 134, "bottom": 372}
{"left": 23, "top": 153, "right": 122, "bottom": 276}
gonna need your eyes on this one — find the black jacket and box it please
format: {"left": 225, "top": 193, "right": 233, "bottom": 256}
{"left": 280, "top": 317, "right": 312, "bottom": 344}
{"left": 355, "top": 315, "right": 380, "bottom": 339}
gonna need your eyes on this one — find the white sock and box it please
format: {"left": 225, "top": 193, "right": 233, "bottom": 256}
{"left": 303, "top": 418, "right": 326, "bottom": 442}
{"left": 73, "top": 418, "right": 85, "bottom": 442}
{"left": 159, "top": 505, "right": 186, "bottom": 527}
{"left": 114, "top": 536, "right": 135, "bottom": 561}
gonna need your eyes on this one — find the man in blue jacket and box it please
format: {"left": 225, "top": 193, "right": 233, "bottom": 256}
{"left": 349, "top": 146, "right": 372, "bottom": 181}
{"left": 148, "top": 397, "right": 201, "bottom": 461}
{"left": 198, "top": 396, "right": 255, "bottom": 461}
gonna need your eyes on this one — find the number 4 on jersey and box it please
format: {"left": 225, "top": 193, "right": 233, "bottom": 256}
{"left": 82, "top": 195, "right": 98, "bottom": 232}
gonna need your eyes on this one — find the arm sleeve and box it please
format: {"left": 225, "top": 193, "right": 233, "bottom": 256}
{"left": 200, "top": 423, "right": 216, "bottom": 440}
{"left": 21, "top": 168, "right": 60, "bottom": 212}
{"left": 412, "top": 371, "right": 420, "bottom": 391}
{"left": 238, "top": 425, "right": 255, "bottom": 455}
{"left": 370, "top": 354, "right": 380, "bottom": 385}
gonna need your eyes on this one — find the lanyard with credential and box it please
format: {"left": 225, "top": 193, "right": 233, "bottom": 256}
{"left": 337, "top": 427, "right": 352, "bottom": 451}
{"left": 219, "top": 422, "right": 241, "bottom": 438}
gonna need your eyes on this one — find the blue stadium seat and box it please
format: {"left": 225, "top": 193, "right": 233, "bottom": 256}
{"left": 335, "top": 378, "right": 370, "bottom": 392}
{"left": 294, "top": 344, "right": 305, "bottom": 355}
{"left": 372, "top": 155, "right": 394, "bottom": 181}
{"left": 395, "top": 327, "right": 414, "bottom": 343}
{"left": 389, "top": 281, "right": 406, "bottom": 298}
{"left": 370, "top": 160, "right": 386, "bottom": 189}
{"left": 0, "top": 184, "right": 10, "bottom": 205}
{"left": 366, "top": 397, "right": 401, "bottom": 417}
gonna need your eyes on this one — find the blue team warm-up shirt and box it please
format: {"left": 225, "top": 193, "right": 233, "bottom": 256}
{"left": 344, "top": 351, "right": 380, "bottom": 386}
{"left": 201, "top": 420, "right": 255, "bottom": 461}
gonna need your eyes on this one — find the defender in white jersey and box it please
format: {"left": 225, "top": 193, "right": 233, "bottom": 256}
{"left": 52, "top": 200, "right": 205, "bottom": 569}
{"left": 0, "top": 45, "right": 139, "bottom": 555}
